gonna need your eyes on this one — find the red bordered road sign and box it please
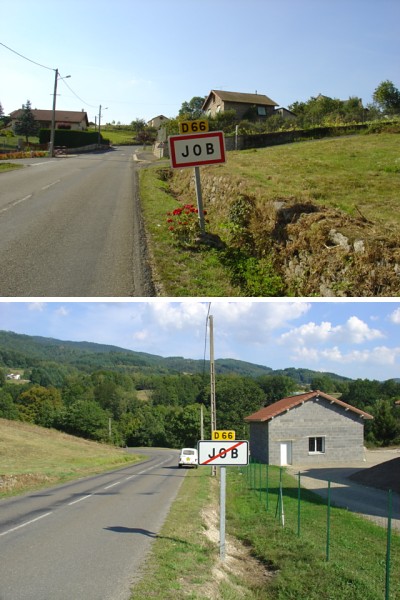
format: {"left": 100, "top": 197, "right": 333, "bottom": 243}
{"left": 168, "top": 131, "right": 226, "bottom": 169}
{"left": 197, "top": 440, "right": 249, "bottom": 466}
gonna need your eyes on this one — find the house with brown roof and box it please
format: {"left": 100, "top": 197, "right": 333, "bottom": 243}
{"left": 245, "top": 390, "right": 373, "bottom": 466}
{"left": 10, "top": 109, "right": 89, "bottom": 131}
{"left": 202, "top": 90, "right": 278, "bottom": 120}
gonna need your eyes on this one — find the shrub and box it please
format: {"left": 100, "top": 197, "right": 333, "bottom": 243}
{"left": 166, "top": 203, "right": 207, "bottom": 245}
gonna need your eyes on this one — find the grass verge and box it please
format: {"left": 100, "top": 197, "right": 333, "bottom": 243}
{"left": 0, "top": 162, "right": 24, "bottom": 172}
{"left": 139, "top": 166, "right": 241, "bottom": 296}
{"left": 0, "top": 418, "right": 145, "bottom": 498}
{"left": 131, "top": 465, "right": 400, "bottom": 599}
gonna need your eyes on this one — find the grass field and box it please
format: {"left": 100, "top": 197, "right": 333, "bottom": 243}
{"left": 131, "top": 465, "right": 400, "bottom": 599}
{"left": 0, "top": 418, "right": 144, "bottom": 497}
{"left": 140, "top": 131, "right": 400, "bottom": 296}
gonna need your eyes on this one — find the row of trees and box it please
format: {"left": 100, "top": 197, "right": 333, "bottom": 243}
{"left": 1, "top": 365, "right": 399, "bottom": 448}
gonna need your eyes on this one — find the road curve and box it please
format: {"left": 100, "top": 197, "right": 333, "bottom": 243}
{"left": 0, "top": 448, "right": 184, "bottom": 600}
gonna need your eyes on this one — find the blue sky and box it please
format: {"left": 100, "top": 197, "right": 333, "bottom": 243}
{"left": 1, "top": 300, "right": 400, "bottom": 381}
{"left": 1, "top": 0, "right": 399, "bottom": 124}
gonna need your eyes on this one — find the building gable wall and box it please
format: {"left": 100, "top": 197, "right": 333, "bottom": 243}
{"left": 249, "top": 398, "right": 365, "bottom": 465}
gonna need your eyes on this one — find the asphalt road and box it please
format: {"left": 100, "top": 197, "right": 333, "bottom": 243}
{"left": 0, "top": 147, "right": 155, "bottom": 296}
{"left": 0, "top": 448, "right": 184, "bottom": 600}
{"left": 287, "top": 448, "right": 400, "bottom": 531}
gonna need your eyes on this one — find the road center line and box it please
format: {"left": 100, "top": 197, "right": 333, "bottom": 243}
{"left": 68, "top": 494, "right": 92, "bottom": 506}
{"left": 103, "top": 481, "right": 121, "bottom": 490}
{"left": 0, "top": 194, "right": 33, "bottom": 214}
{"left": 41, "top": 179, "right": 61, "bottom": 190}
{"left": 0, "top": 512, "right": 52, "bottom": 537}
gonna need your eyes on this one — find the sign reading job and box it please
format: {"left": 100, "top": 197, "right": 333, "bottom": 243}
{"left": 198, "top": 440, "right": 249, "bottom": 466}
{"left": 168, "top": 131, "right": 226, "bottom": 169}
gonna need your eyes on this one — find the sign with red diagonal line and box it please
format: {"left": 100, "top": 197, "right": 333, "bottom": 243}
{"left": 197, "top": 440, "right": 249, "bottom": 466}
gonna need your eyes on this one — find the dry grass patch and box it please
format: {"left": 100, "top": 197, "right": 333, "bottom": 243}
{"left": 0, "top": 418, "right": 143, "bottom": 497}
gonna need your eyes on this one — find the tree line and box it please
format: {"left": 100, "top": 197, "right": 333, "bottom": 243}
{"left": 0, "top": 365, "right": 399, "bottom": 448}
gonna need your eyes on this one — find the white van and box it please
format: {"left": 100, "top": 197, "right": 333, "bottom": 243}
{"left": 178, "top": 448, "right": 198, "bottom": 468}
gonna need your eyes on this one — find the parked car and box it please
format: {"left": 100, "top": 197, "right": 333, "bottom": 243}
{"left": 178, "top": 448, "right": 198, "bottom": 468}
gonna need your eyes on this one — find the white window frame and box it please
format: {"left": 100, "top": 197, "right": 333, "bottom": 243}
{"left": 308, "top": 436, "right": 325, "bottom": 454}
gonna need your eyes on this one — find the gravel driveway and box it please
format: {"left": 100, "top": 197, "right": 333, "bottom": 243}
{"left": 287, "top": 448, "right": 400, "bottom": 531}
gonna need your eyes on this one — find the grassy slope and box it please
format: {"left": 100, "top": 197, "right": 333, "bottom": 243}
{"left": 132, "top": 465, "right": 400, "bottom": 600}
{"left": 0, "top": 418, "right": 144, "bottom": 498}
{"left": 140, "top": 133, "right": 400, "bottom": 296}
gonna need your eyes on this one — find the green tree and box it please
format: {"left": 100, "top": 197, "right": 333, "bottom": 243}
{"left": 0, "top": 388, "right": 19, "bottom": 420}
{"left": 371, "top": 400, "right": 399, "bottom": 445}
{"left": 62, "top": 400, "right": 109, "bottom": 441}
{"left": 13, "top": 100, "right": 40, "bottom": 142}
{"left": 373, "top": 80, "right": 400, "bottom": 115}
{"left": 178, "top": 96, "right": 206, "bottom": 119}
{"left": 16, "top": 385, "right": 63, "bottom": 427}
{"left": 256, "top": 375, "right": 295, "bottom": 404}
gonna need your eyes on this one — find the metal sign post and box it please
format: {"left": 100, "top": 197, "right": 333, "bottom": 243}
{"left": 168, "top": 131, "right": 226, "bottom": 235}
{"left": 220, "top": 466, "right": 226, "bottom": 560}
{"left": 198, "top": 439, "right": 249, "bottom": 561}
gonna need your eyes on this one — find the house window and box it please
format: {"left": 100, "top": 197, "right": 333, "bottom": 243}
{"left": 257, "top": 105, "right": 266, "bottom": 116}
{"left": 309, "top": 436, "right": 325, "bottom": 453}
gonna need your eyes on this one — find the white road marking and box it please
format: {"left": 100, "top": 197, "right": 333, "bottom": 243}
{"left": 103, "top": 481, "right": 121, "bottom": 490}
{"left": 0, "top": 194, "right": 32, "bottom": 214}
{"left": 68, "top": 494, "right": 92, "bottom": 506}
{"left": 41, "top": 179, "right": 60, "bottom": 190}
{"left": 0, "top": 512, "right": 52, "bottom": 537}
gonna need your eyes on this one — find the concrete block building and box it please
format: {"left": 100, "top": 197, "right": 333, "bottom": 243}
{"left": 245, "top": 390, "right": 373, "bottom": 466}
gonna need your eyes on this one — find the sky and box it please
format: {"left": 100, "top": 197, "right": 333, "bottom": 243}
{"left": 1, "top": 300, "right": 400, "bottom": 381}
{"left": 1, "top": 0, "right": 399, "bottom": 124}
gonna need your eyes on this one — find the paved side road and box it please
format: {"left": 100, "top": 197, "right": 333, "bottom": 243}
{"left": 287, "top": 448, "right": 400, "bottom": 531}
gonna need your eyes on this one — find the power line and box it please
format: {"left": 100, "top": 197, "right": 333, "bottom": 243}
{"left": 0, "top": 41, "right": 54, "bottom": 71}
{"left": 59, "top": 77, "right": 98, "bottom": 109}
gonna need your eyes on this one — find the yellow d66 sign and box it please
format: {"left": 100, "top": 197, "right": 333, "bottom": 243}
{"left": 212, "top": 430, "right": 236, "bottom": 441}
{"left": 179, "top": 120, "right": 209, "bottom": 134}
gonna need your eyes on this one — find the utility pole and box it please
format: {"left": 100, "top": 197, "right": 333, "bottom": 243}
{"left": 49, "top": 68, "right": 58, "bottom": 158}
{"left": 209, "top": 314, "right": 217, "bottom": 476}
{"left": 49, "top": 69, "right": 70, "bottom": 158}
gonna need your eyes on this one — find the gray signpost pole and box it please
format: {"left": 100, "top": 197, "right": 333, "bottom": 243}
{"left": 220, "top": 466, "right": 226, "bottom": 560}
{"left": 194, "top": 166, "right": 206, "bottom": 234}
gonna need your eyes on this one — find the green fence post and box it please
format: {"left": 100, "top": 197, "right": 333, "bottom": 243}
{"left": 326, "top": 480, "right": 331, "bottom": 561}
{"left": 297, "top": 472, "right": 301, "bottom": 537}
{"left": 385, "top": 489, "right": 392, "bottom": 600}
{"left": 259, "top": 462, "right": 262, "bottom": 502}
{"left": 265, "top": 464, "right": 269, "bottom": 512}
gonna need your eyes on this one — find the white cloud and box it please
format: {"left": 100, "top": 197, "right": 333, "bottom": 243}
{"left": 28, "top": 303, "right": 46, "bottom": 312}
{"left": 291, "top": 344, "right": 400, "bottom": 368}
{"left": 279, "top": 315, "right": 383, "bottom": 346}
{"left": 55, "top": 306, "right": 69, "bottom": 317}
{"left": 390, "top": 308, "right": 400, "bottom": 324}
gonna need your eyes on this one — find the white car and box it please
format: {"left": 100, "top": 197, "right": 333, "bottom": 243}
{"left": 178, "top": 448, "right": 199, "bottom": 468}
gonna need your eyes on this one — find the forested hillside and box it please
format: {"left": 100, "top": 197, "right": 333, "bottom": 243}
{"left": 0, "top": 331, "right": 399, "bottom": 448}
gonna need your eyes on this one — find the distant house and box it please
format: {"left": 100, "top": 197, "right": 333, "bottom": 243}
{"left": 10, "top": 109, "right": 89, "bottom": 131}
{"left": 202, "top": 90, "right": 278, "bottom": 120}
{"left": 6, "top": 373, "right": 21, "bottom": 380}
{"left": 275, "top": 107, "right": 296, "bottom": 120}
{"left": 245, "top": 390, "right": 373, "bottom": 466}
{"left": 147, "top": 115, "right": 169, "bottom": 129}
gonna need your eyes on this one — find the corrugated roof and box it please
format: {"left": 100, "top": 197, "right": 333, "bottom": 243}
{"left": 203, "top": 90, "right": 278, "bottom": 109}
{"left": 245, "top": 390, "right": 374, "bottom": 422}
